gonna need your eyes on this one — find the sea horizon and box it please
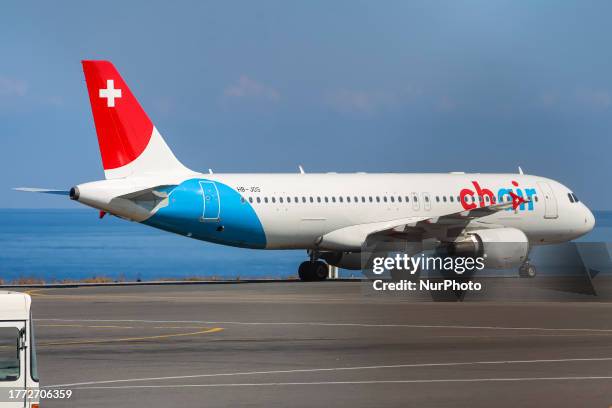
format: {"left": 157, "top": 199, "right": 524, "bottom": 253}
{"left": 1, "top": 208, "right": 610, "bottom": 284}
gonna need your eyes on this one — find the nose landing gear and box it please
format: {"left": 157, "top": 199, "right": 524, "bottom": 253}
{"left": 519, "top": 261, "right": 537, "bottom": 278}
{"left": 298, "top": 260, "right": 329, "bottom": 281}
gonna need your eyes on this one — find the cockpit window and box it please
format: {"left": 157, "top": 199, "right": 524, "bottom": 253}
{"left": 568, "top": 193, "right": 575, "bottom": 203}
{"left": 572, "top": 193, "right": 580, "bottom": 202}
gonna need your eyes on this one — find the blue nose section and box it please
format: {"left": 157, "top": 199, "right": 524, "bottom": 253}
{"left": 142, "top": 178, "right": 266, "bottom": 249}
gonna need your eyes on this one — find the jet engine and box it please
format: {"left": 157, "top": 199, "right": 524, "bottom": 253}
{"left": 320, "top": 252, "right": 362, "bottom": 270}
{"left": 439, "top": 227, "right": 529, "bottom": 269}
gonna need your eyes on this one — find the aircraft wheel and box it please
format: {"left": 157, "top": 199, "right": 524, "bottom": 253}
{"left": 519, "top": 262, "right": 536, "bottom": 278}
{"left": 298, "top": 261, "right": 313, "bottom": 281}
{"left": 312, "top": 260, "right": 329, "bottom": 281}
{"left": 298, "top": 261, "right": 329, "bottom": 281}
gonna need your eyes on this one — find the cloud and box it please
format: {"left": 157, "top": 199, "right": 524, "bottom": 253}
{"left": 435, "top": 95, "right": 457, "bottom": 112}
{"left": 536, "top": 91, "right": 559, "bottom": 108}
{"left": 575, "top": 87, "right": 611, "bottom": 111}
{"left": 535, "top": 87, "right": 611, "bottom": 112}
{"left": 0, "top": 76, "right": 27, "bottom": 97}
{"left": 223, "top": 75, "right": 280, "bottom": 102}
{"left": 151, "top": 97, "right": 176, "bottom": 116}
{"left": 323, "top": 89, "right": 397, "bottom": 115}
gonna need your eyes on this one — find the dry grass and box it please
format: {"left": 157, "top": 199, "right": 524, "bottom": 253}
{"left": 160, "top": 276, "right": 221, "bottom": 282}
{"left": 13, "top": 278, "right": 45, "bottom": 285}
{"left": 78, "top": 276, "right": 114, "bottom": 284}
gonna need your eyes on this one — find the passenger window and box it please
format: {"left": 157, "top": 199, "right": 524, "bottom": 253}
{"left": 414, "top": 196, "right": 418, "bottom": 202}
{"left": 354, "top": 196, "right": 358, "bottom": 202}
{"left": 347, "top": 197, "right": 351, "bottom": 203}
{"left": 287, "top": 197, "right": 291, "bottom": 203}
{"left": 398, "top": 196, "right": 402, "bottom": 202}
{"left": 240, "top": 197, "right": 245, "bottom": 203}
{"left": 271, "top": 197, "right": 276, "bottom": 203}
{"left": 443, "top": 196, "right": 447, "bottom": 202}
{"left": 369, "top": 196, "right": 373, "bottom": 202}
{"left": 256, "top": 197, "right": 261, "bottom": 203}
{"left": 449, "top": 196, "right": 454, "bottom": 202}
{"left": 279, "top": 197, "right": 284, "bottom": 203}
{"left": 309, "top": 197, "right": 314, "bottom": 203}
{"left": 325, "top": 197, "right": 329, "bottom": 203}
{"left": 264, "top": 197, "right": 268, "bottom": 203}
{"left": 332, "top": 197, "right": 336, "bottom": 203}
{"left": 405, "top": 196, "right": 409, "bottom": 202}
{"left": 435, "top": 196, "right": 440, "bottom": 202}
{"left": 361, "top": 196, "right": 366, "bottom": 202}
{"left": 424, "top": 196, "right": 429, "bottom": 202}
{"left": 390, "top": 196, "right": 395, "bottom": 203}
{"left": 317, "top": 197, "right": 321, "bottom": 203}
{"left": 302, "top": 197, "right": 306, "bottom": 203}
{"left": 248, "top": 197, "right": 253, "bottom": 203}
{"left": 383, "top": 196, "right": 387, "bottom": 203}
{"left": 376, "top": 196, "right": 380, "bottom": 203}
{"left": 534, "top": 196, "right": 538, "bottom": 202}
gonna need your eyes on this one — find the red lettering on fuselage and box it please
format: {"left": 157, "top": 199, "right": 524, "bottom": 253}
{"left": 460, "top": 181, "right": 495, "bottom": 210}
{"left": 460, "top": 188, "right": 476, "bottom": 210}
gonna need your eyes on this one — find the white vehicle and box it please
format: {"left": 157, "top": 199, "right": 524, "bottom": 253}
{"left": 17, "top": 60, "right": 596, "bottom": 280}
{"left": 0, "top": 292, "right": 38, "bottom": 408}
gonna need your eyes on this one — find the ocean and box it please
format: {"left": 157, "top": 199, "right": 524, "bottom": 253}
{"left": 0, "top": 209, "right": 610, "bottom": 283}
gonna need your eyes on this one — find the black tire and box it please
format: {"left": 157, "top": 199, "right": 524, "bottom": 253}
{"left": 298, "top": 261, "right": 314, "bottom": 281}
{"left": 313, "top": 261, "right": 329, "bottom": 281}
{"left": 298, "top": 261, "right": 329, "bottom": 281}
{"left": 519, "top": 263, "right": 536, "bottom": 278}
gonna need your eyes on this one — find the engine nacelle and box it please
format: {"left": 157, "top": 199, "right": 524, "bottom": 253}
{"left": 441, "top": 227, "right": 529, "bottom": 270}
{"left": 320, "top": 252, "right": 362, "bottom": 270}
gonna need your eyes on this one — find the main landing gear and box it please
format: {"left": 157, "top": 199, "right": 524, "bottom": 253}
{"left": 298, "top": 260, "right": 329, "bottom": 281}
{"left": 519, "top": 260, "right": 537, "bottom": 278}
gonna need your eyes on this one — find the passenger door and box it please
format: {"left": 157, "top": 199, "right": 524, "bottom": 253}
{"left": 199, "top": 181, "right": 221, "bottom": 222}
{"left": 0, "top": 322, "right": 26, "bottom": 408}
{"left": 537, "top": 182, "right": 558, "bottom": 219}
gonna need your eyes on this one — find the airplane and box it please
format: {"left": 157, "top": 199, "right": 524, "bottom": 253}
{"left": 16, "top": 60, "right": 596, "bottom": 281}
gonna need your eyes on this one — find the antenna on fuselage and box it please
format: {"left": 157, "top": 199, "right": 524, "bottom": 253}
{"left": 518, "top": 166, "right": 524, "bottom": 175}
{"left": 298, "top": 165, "right": 305, "bottom": 174}
{"left": 208, "top": 168, "right": 214, "bottom": 174}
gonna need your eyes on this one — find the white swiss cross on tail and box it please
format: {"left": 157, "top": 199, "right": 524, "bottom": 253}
{"left": 99, "top": 79, "right": 122, "bottom": 107}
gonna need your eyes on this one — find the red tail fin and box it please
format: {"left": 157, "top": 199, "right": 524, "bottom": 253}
{"left": 82, "top": 60, "right": 189, "bottom": 179}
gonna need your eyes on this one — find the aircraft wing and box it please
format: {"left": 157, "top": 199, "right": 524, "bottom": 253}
{"left": 380, "top": 197, "right": 528, "bottom": 235}
{"left": 319, "top": 196, "right": 528, "bottom": 251}
{"left": 422, "top": 199, "right": 517, "bottom": 225}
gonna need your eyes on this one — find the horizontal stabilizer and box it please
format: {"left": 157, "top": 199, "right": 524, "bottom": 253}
{"left": 13, "top": 187, "right": 70, "bottom": 196}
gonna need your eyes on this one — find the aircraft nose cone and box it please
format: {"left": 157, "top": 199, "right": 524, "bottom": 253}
{"left": 583, "top": 206, "right": 596, "bottom": 234}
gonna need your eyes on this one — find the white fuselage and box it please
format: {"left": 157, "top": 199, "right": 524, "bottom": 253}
{"left": 73, "top": 172, "right": 595, "bottom": 251}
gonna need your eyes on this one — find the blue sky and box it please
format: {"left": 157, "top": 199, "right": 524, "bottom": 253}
{"left": 1, "top": 1, "right": 611, "bottom": 209}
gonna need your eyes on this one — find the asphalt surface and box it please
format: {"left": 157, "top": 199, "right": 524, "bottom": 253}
{"left": 24, "top": 282, "right": 612, "bottom": 407}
